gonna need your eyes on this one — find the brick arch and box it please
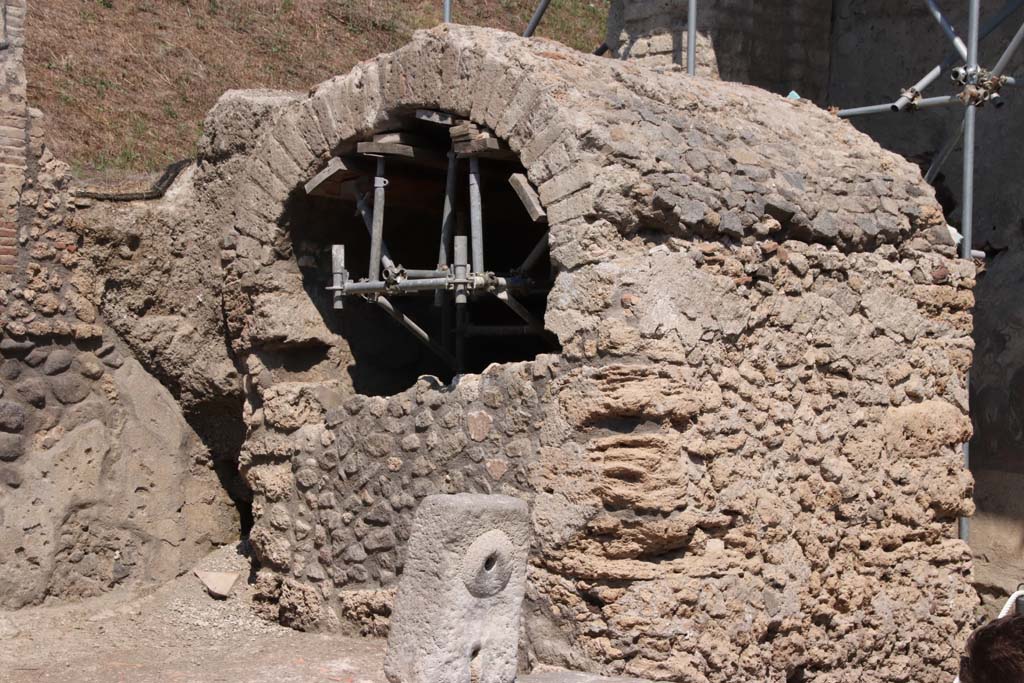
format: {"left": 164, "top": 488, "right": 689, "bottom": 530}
{"left": 221, "top": 26, "right": 608, "bottom": 355}
{"left": 235, "top": 25, "right": 597, "bottom": 245}
{"left": 220, "top": 23, "right": 949, "bottom": 356}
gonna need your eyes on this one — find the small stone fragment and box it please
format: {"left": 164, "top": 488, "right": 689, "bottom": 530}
{"left": 466, "top": 410, "right": 493, "bottom": 442}
{"left": 42, "top": 349, "right": 73, "bottom": 375}
{"left": 15, "top": 379, "right": 47, "bottom": 408}
{"left": 194, "top": 570, "right": 241, "bottom": 599}
{"left": 51, "top": 376, "right": 92, "bottom": 405}
{"left": 0, "top": 433, "right": 24, "bottom": 462}
{"left": 24, "top": 347, "right": 49, "bottom": 367}
{"left": 0, "top": 401, "right": 26, "bottom": 433}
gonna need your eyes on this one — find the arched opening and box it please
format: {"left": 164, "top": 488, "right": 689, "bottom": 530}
{"left": 286, "top": 109, "right": 560, "bottom": 396}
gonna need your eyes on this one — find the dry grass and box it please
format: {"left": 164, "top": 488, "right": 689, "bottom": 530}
{"left": 25, "top": 0, "right": 608, "bottom": 179}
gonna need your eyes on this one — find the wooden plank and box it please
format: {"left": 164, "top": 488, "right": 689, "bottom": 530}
{"left": 304, "top": 157, "right": 360, "bottom": 196}
{"left": 416, "top": 109, "right": 458, "bottom": 126}
{"left": 373, "top": 131, "right": 434, "bottom": 147}
{"left": 357, "top": 142, "right": 446, "bottom": 168}
{"left": 509, "top": 173, "right": 546, "bottom": 222}
{"left": 449, "top": 123, "right": 481, "bottom": 138}
{"left": 454, "top": 137, "right": 516, "bottom": 160}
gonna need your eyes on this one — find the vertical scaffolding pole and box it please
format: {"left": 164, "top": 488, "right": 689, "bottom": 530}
{"left": 454, "top": 235, "right": 469, "bottom": 372}
{"left": 468, "top": 157, "right": 485, "bottom": 274}
{"left": 443, "top": 0, "right": 451, "bottom": 23}
{"left": 688, "top": 0, "right": 697, "bottom": 75}
{"left": 959, "top": 0, "right": 980, "bottom": 545}
{"left": 369, "top": 157, "right": 387, "bottom": 284}
{"left": 331, "top": 245, "right": 346, "bottom": 310}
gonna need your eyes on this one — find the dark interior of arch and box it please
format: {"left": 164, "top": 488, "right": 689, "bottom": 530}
{"left": 286, "top": 110, "right": 559, "bottom": 396}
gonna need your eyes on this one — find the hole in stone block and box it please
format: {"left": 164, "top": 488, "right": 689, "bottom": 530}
{"left": 470, "top": 643, "right": 482, "bottom": 683}
{"left": 484, "top": 552, "right": 497, "bottom": 571}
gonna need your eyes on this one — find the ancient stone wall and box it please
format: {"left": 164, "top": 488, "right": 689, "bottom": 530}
{"left": 145, "top": 25, "right": 979, "bottom": 682}
{"left": 604, "top": 0, "right": 832, "bottom": 101}
{"left": 827, "top": 0, "right": 1024, "bottom": 611}
{"left": 0, "top": 1, "right": 237, "bottom": 608}
{"left": 0, "top": 0, "right": 27, "bottom": 277}
{"left": 606, "top": 0, "right": 1024, "bottom": 620}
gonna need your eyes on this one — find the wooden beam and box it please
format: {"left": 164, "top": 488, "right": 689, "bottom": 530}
{"left": 304, "top": 157, "right": 361, "bottom": 196}
{"left": 373, "top": 131, "right": 435, "bottom": 147}
{"left": 357, "top": 142, "right": 447, "bottom": 168}
{"left": 509, "top": 173, "right": 546, "bottom": 222}
{"left": 454, "top": 137, "right": 516, "bottom": 161}
{"left": 415, "top": 109, "right": 460, "bottom": 126}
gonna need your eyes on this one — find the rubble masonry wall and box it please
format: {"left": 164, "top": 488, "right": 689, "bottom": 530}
{"left": 0, "top": 1, "right": 237, "bottom": 609}
{"left": 178, "top": 25, "right": 980, "bottom": 682}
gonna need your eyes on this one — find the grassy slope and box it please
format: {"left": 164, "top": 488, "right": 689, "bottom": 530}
{"left": 25, "top": 0, "right": 608, "bottom": 179}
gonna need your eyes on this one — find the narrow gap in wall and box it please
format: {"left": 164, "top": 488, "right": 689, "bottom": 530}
{"left": 287, "top": 109, "right": 560, "bottom": 396}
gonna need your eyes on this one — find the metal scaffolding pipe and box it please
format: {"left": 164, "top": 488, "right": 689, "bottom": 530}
{"left": 469, "top": 157, "right": 485, "bottom": 274}
{"left": 496, "top": 291, "right": 544, "bottom": 332}
{"left": 968, "top": 0, "right": 981, "bottom": 68}
{"left": 436, "top": 151, "right": 458, "bottom": 306}
{"left": 523, "top": 0, "right": 552, "bottom": 37}
{"left": 454, "top": 235, "right": 468, "bottom": 371}
{"left": 925, "top": 0, "right": 969, "bottom": 59}
{"left": 942, "top": 0, "right": 1024, "bottom": 71}
{"left": 925, "top": 116, "right": 965, "bottom": 184}
{"left": 376, "top": 296, "right": 456, "bottom": 368}
{"left": 837, "top": 101, "right": 900, "bottom": 118}
{"left": 688, "top": 0, "right": 697, "bottom": 76}
{"left": 893, "top": 65, "right": 943, "bottom": 111}
{"left": 518, "top": 233, "right": 549, "bottom": 273}
{"left": 443, "top": 0, "right": 451, "bottom": 23}
{"left": 331, "top": 245, "right": 346, "bottom": 310}
{"left": 369, "top": 157, "right": 387, "bottom": 283}
{"left": 993, "top": 19, "right": 1024, "bottom": 76}
{"left": 916, "top": 95, "right": 961, "bottom": 110}
{"left": 958, "top": 0, "right": 981, "bottom": 545}
{"left": 404, "top": 269, "right": 450, "bottom": 279}
{"left": 353, "top": 190, "right": 395, "bottom": 272}
{"left": 893, "top": 0, "right": 1024, "bottom": 112}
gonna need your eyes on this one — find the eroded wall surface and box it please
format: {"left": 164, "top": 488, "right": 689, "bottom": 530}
{"left": 146, "top": 25, "right": 979, "bottom": 682}
{"left": 607, "top": 0, "right": 1024, "bottom": 620}
{"left": 0, "top": 2, "right": 237, "bottom": 608}
{"left": 829, "top": 0, "right": 1024, "bottom": 611}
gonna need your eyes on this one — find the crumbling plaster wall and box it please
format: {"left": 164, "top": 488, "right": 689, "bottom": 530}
{"left": 0, "top": 1, "right": 237, "bottom": 608}
{"left": 154, "top": 25, "right": 979, "bottom": 682}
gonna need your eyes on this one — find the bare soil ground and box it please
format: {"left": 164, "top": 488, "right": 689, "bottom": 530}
{"left": 0, "top": 542, "right": 647, "bottom": 682}
{"left": 0, "top": 543, "right": 388, "bottom": 683}
{"left": 25, "top": 0, "right": 608, "bottom": 181}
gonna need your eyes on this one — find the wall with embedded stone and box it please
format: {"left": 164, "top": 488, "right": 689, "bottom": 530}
{"left": 0, "top": 2, "right": 237, "bottom": 608}
{"left": 118, "top": 25, "right": 977, "bottom": 682}
{"left": 605, "top": 0, "right": 1024, "bottom": 620}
